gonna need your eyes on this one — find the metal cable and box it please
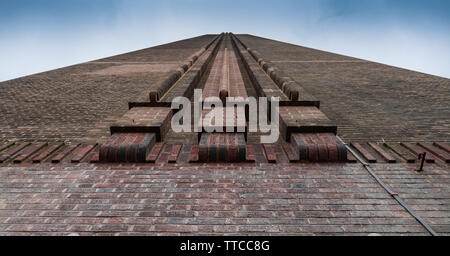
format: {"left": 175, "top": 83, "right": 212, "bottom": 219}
{"left": 336, "top": 136, "right": 438, "bottom": 236}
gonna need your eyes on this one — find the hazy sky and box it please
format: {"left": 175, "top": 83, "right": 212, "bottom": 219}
{"left": 1, "top": 0, "right": 449, "bottom": 81}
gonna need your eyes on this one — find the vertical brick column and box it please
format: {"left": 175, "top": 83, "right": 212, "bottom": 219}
{"left": 197, "top": 33, "right": 248, "bottom": 162}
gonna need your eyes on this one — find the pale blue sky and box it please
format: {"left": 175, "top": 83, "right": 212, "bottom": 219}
{"left": 1, "top": 0, "right": 449, "bottom": 81}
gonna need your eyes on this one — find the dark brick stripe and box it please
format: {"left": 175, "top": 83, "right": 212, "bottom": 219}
{"left": 0, "top": 143, "right": 30, "bottom": 163}
{"left": 292, "top": 133, "right": 309, "bottom": 161}
{"left": 385, "top": 143, "right": 416, "bottom": 163}
{"left": 13, "top": 142, "right": 47, "bottom": 163}
{"left": 118, "top": 133, "right": 137, "bottom": 162}
{"left": 434, "top": 142, "right": 450, "bottom": 154}
{"left": 401, "top": 142, "right": 436, "bottom": 163}
{"left": 70, "top": 144, "right": 97, "bottom": 163}
{"left": 327, "top": 143, "right": 338, "bottom": 162}
{"left": 418, "top": 143, "right": 450, "bottom": 163}
{"left": 0, "top": 142, "right": 15, "bottom": 152}
{"left": 86, "top": 146, "right": 100, "bottom": 163}
{"left": 51, "top": 144, "right": 79, "bottom": 163}
{"left": 99, "top": 133, "right": 119, "bottom": 162}
{"left": 32, "top": 143, "right": 64, "bottom": 163}
{"left": 109, "top": 132, "right": 129, "bottom": 162}
{"left": 351, "top": 143, "right": 377, "bottom": 163}
{"left": 137, "top": 133, "right": 155, "bottom": 163}
{"left": 347, "top": 151, "right": 358, "bottom": 163}
{"left": 226, "top": 133, "right": 237, "bottom": 162}
{"left": 368, "top": 142, "right": 397, "bottom": 163}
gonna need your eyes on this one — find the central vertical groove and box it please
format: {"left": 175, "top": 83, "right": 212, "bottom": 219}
{"left": 196, "top": 33, "right": 248, "bottom": 162}
{"left": 220, "top": 48, "right": 230, "bottom": 103}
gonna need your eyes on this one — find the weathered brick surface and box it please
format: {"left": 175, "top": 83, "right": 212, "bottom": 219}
{"left": 385, "top": 143, "right": 417, "bottom": 163}
{"left": 435, "top": 142, "right": 450, "bottom": 154}
{"left": 51, "top": 144, "right": 79, "bottom": 163}
{"left": 401, "top": 142, "right": 436, "bottom": 163}
{"left": 13, "top": 142, "right": 47, "bottom": 163}
{"left": 32, "top": 143, "right": 64, "bottom": 163}
{"left": 0, "top": 35, "right": 217, "bottom": 143}
{"left": 418, "top": 143, "right": 450, "bottom": 163}
{"left": 236, "top": 34, "right": 450, "bottom": 143}
{"left": 71, "top": 144, "right": 97, "bottom": 163}
{"left": 369, "top": 163, "right": 450, "bottom": 235}
{"left": 351, "top": 142, "right": 378, "bottom": 163}
{"left": 0, "top": 142, "right": 14, "bottom": 152}
{"left": 368, "top": 142, "right": 397, "bottom": 163}
{"left": 110, "top": 107, "right": 172, "bottom": 141}
{"left": 0, "top": 143, "right": 30, "bottom": 163}
{"left": 0, "top": 162, "right": 446, "bottom": 235}
{"left": 279, "top": 106, "right": 337, "bottom": 141}
{"left": 346, "top": 142, "right": 450, "bottom": 166}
